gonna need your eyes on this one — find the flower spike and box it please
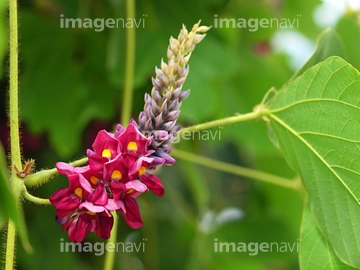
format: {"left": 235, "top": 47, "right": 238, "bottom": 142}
{"left": 137, "top": 21, "right": 210, "bottom": 164}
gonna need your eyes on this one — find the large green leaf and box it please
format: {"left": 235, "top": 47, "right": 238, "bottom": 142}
{"left": 0, "top": 142, "right": 31, "bottom": 252}
{"left": 266, "top": 56, "right": 360, "bottom": 268}
{"left": 300, "top": 197, "right": 356, "bottom": 269}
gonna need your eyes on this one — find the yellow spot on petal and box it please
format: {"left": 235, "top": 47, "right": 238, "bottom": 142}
{"left": 126, "top": 188, "right": 134, "bottom": 194}
{"left": 139, "top": 166, "right": 146, "bottom": 176}
{"left": 102, "top": 148, "right": 111, "bottom": 158}
{"left": 111, "top": 170, "right": 122, "bottom": 180}
{"left": 127, "top": 141, "right": 138, "bottom": 151}
{"left": 90, "top": 176, "right": 99, "bottom": 185}
{"left": 74, "top": 187, "right": 83, "bottom": 198}
{"left": 86, "top": 211, "right": 96, "bottom": 216}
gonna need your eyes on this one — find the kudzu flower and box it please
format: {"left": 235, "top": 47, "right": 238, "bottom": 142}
{"left": 50, "top": 122, "right": 165, "bottom": 242}
{"left": 137, "top": 21, "right": 210, "bottom": 165}
{"left": 50, "top": 22, "right": 209, "bottom": 242}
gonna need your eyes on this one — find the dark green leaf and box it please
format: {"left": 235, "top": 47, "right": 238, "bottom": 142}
{"left": 266, "top": 56, "right": 360, "bottom": 268}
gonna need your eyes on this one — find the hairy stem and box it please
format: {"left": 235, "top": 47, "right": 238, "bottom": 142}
{"left": 23, "top": 189, "right": 50, "bottom": 204}
{"left": 25, "top": 157, "right": 88, "bottom": 187}
{"left": 5, "top": 0, "right": 22, "bottom": 269}
{"left": 171, "top": 149, "right": 302, "bottom": 191}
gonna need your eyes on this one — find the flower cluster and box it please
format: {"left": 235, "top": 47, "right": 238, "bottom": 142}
{"left": 50, "top": 122, "right": 164, "bottom": 242}
{"left": 50, "top": 22, "right": 209, "bottom": 242}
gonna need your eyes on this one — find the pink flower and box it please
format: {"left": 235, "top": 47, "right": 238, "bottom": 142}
{"left": 50, "top": 122, "right": 168, "bottom": 242}
{"left": 49, "top": 172, "right": 114, "bottom": 242}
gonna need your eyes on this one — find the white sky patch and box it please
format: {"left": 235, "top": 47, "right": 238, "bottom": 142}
{"left": 270, "top": 30, "right": 315, "bottom": 70}
{"left": 313, "top": 0, "right": 360, "bottom": 28}
{"left": 270, "top": 0, "right": 360, "bottom": 71}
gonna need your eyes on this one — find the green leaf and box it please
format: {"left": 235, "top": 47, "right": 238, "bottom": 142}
{"left": 0, "top": 142, "right": 32, "bottom": 252}
{"left": 288, "top": 28, "right": 346, "bottom": 84}
{"left": 266, "top": 56, "right": 360, "bottom": 268}
{"left": 20, "top": 12, "right": 116, "bottom": 158}
{"left": 300, "top": 197, "right": 356, "bottom": 270}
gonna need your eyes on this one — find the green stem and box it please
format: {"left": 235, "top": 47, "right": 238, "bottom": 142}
{"left": 103, "top": 212, "right": 118, "bottom": 270}
{"left": 120, "top": 0, "right": 136, "bottom": 125}
{"left": 179, "top": 108, "right": 267, "bottom": 134}
{"left": 5, "top": 221, "right": 16, "bottom": 270}
{"left": 25, "top": 157, "right": 88, "bottom": 187}
{"left": 23, "top": 189, "right": 50, "bottom": 205}
{"left": 171, "top": 148, "right": 301, "bottom": 191}
{"left": 104, "top": 0, "right": 136, "bottom": 269}
{"left": 5, "top": 0, "right": 22, "bottom": 269}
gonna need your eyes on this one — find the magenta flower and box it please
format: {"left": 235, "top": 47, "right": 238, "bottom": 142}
{"left": 50, "top": 122, "right": 166, "bottom": 242}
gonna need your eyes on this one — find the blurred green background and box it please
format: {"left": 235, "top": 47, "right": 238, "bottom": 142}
{"left": 1, "top": 0, "right": 359, "bottom": 269}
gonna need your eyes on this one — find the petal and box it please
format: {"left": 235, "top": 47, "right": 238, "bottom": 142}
{"left": 55, "top": 162, "right": 75, "bottom": 176}
{"left": 91, "top": 184, "right": 108, "bottom": 206}
{"left": 120, "top": 196, "right": 143, "bottom": 229}
{"left": 55, "top": 196, "right": 81, "bottom": 211}
{"left": 109, "top": 181, "right": 126, "bottom": 201}
{"left": 49, "top": 187, "right": 71, "bottom": 206}
{"left": 103, "top": 154, "right": 129, "bottom": 182}
{"left": 118, "top": 123, "right": 151, "bottom": 155}
{"left": 96, "top": 214, "right": 114, "bottom": 239}
{"left": 68, "top": 214, "right": 93, "bottom": 242}
{"left": 129, "top": 156, "right": 155, "bottom": 178}
{"left": 87, "top": 149, "right": 108, "bottom": 172}
{"left": 91, "top": 130, "right": 119, "bottom": 158}
{"left": 80, "top": 202, "right": 105, "bottom": 213}
{"left": 56, "top": 210, "right": 73, "bottom": 220}
{"left": 125, "top": 180, "right": 147, "bottom": 193}
{"left": 140, "top": 174, "right": 165, "bottom": 196}
{"left": 78, "top": 174, "right": 93, "bottom": 197}
{"left": 105, "top": 199, "right": 125, "bottom": 211}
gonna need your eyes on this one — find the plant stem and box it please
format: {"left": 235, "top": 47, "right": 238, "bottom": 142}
{"left": 5, "top": 0, "right": 22, "bottom": 269}
{"left": 5, "top": 221, "right": 16, "bottom": 270}
{"left": 103, "top": 212, "right": 119, "bottom": 270}
{"left": 179, "top": 109, "right": 267, "bottom": 134}
{"left": 104, "top": 0, "right": 136, "bottom": 269}
{"left": 120, "top": 0, "right": 136, "bottom": 125}
{"left": 9, "top": 2, "right": 21, "bottom": 170}
{"left": 23, "top": 189, "right": 50, "bottom": 204}
{"left": 171, "top": 148, "right": 301, "bottom": 191}
{"left": 25, "top": 157, "right": 88, "bottom": 187}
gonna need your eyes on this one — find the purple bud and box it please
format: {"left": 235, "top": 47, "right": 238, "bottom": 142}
{"left": 152, "top": 78, "right": 162, "bottom": 92}
{"left": 163, "top": 121, "right": 176, "bottom": 131}
{"left": 172, "top": 87, "right": 181, "bottom": 98}
{"left": 151, "top": 89, "right": 162, "bottom": 104}
{"left": 166, "top": 110, "right": 180, "bottom": 121}
{"left": 168, "top": 99, "right": 180, "bottom": 111}
{"left": 179, "top": 90, "right": 190, "bottom": 101}
{"left": 155, "top": 113, "right": 163, "bottom": 129}
{"left": 172, "top": 125, "right": 181, "bottom": 133}
{"left": 174, "top": 77, "right": 186, "bottom": 89}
